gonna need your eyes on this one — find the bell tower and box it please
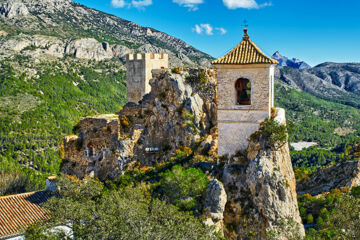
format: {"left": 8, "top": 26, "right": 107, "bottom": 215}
{"left": 212, "top": 29, "right": 279, "bottom": 156}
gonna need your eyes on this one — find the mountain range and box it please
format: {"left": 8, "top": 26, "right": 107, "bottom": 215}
{"left": 0, "top": 0, "right": 359, "bottom": 195}
{"left": 272, "top": 51, "right": 311, "bottom": 69}
{"left": 276, "top": 62, "right": 360, "bottom": 108}
{"left": 0, "top": 0, "right": 212, "bottom": 66}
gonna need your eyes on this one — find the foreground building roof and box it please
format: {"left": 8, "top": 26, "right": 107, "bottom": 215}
{"left": 0, "top": 191, "right": 52, "bottom": 238}
{"left": 212, "top": 29, "right": 279, "bottom": 65}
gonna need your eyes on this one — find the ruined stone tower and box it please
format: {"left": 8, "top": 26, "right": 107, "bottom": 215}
{"left": 126, "top": 53, "right": 169, "bottom": 103}
{"left": 212, "top": 29, "right": 279, "bottom": 156}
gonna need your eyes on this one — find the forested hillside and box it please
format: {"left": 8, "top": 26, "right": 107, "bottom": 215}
{"left": 0, "top": 0, "right": 212, "bottom": 194}
{"left": 276, "top": 81, "right": 360, "bottom": 174}
{"left": 0, "top": 0, "right": 359, "bottom": 197}
{"left": 0, "top": 55, "right": 126, "bottom": 194}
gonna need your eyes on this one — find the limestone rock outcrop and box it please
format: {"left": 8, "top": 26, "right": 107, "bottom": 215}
{"left": 62, "top": 114, "right": 121, "bottom": 180}
{"left": 0, "top": 0, "right": 212, "bottom": 66}
{"left": 222, "top": 109, "right": 305, "bottom": 239}
{"left": 62, "top": 69, "right": 217, "bottom": 179}
{"left": 65, "top": 38, "right": 114, "bottom": 61}
{"left": 204, "top": 179, "right": 227, "bottom": 232}
{"left": 0, "top": 0, "right": 29, "bottom": 19}
{"left": 297, "top": 160, "right": 360, "bottom": 196}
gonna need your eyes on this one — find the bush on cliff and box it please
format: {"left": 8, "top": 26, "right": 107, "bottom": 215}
{"left": 25, "top": 176, "right": 220, "bottom": 240}
{"left": 158, "top": 165, "right": 209, "bottom": 211}
{"left": 250, "top": 118, "right": 288, "bottom": 149}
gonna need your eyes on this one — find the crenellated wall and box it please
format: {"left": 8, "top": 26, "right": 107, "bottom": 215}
{"left": 126, "top": 53, "right": 168, "bottom": 103}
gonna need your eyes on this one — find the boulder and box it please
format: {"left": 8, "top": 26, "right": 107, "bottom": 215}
{"left": 204, "top": 179, "right": 227, "bottom": 221}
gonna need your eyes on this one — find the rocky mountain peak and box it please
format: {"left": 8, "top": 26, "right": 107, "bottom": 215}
{"left": 272, "top": 51, "right": 311, "bottom": 69}
{"left": 0, "top": 0, "right": 212, "bottom": 67}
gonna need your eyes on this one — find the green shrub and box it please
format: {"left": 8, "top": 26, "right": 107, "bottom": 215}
{"left": 172, "top": 67, "right": 181, "bottom": 74}
{"left": 351, "top": 186, "right": 360, "bottom": 198}
{"left": 26, "top": 177, "right": 220, "bottom": 240}
{"left": 251, "top": 119, "right": 288, "bottom": 148}
{"left": 159, "top": 165, "right": 208, "bottom": 211}
{"left": 185, "top": 71, "right": 207, "bottom": 85}
{"left": 306, "top": 213, "right": 314, "bottom": 224}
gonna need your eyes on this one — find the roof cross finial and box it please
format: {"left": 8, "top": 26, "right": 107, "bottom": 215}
{"left": 242, "top": 20, "right": 248, "bottom": 29}
{"left": 242, "top": 20, "right": 249, "bottom": 40}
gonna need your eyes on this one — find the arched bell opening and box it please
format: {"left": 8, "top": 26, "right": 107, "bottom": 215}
{"left": 235, "top": 78, "right": 251, "bottom": 105}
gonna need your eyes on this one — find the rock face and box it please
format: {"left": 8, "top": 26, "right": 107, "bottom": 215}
{"left": 0, "top": 1, "right": 29, "bottom": 19}
{"left": 222, "top": 109, "right": 305, "bottom": 239}
{"left": 276, "top": 62, "right": 360, "bottom": 108}
{"left": 272, "top": 51, "right": 311, "bottom": 69}
{"left": 0, "top": 0, "right": 212, "bottom": 66}
{"left": 297, "top": 160, "right": 360, "bottom": 196}
{"left": 62, "top": 69, "right": 217, "bottom": 179}
{"left": 62, "top": 114, "right": 122, "bottom": 179}
{"left": 65, "top": 38, "right": 114, "bottom": 61}
{"left": 204, "top": 179, "right": 227, "bottom": 232}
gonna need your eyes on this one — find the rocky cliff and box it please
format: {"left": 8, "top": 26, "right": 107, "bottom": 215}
{"left": 62, "top": 69, "right": 217, "bottom": 179}
{"left": 297, "top": 160, "right": 360, "bottom": 196}
{"left": 0, "top": 0, "right": 212, "bottom": 66}
{"left": 62, "top": 70, "right": 305, "bottom": 239}
{"left": 221, "top": 109, "right": 305, "bottom": 239}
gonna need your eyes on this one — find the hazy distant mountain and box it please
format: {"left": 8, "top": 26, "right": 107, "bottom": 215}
{"left": 272, "top": 51, "right": 311, "bottom": 69}
{"left": 276, "top": 62, "right": 360, "bottom": 108}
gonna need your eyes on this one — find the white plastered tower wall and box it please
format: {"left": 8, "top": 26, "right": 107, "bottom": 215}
{"left": 216, "top": 64, "right": 276, "bottom": 156}
{"left": 212, "top": 29, "right": 279, "bottom": 156}
{"left": 126, "top": 53, "right": 169, "bottom": 103}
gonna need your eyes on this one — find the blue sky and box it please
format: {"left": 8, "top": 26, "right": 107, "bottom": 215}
{"left": 74, "top": 0, "right": 360, "bottom": 66}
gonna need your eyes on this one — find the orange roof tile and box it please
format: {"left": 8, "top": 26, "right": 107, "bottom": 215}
{"left": 212, "top": 29, "right": 279, "bottom": 65}
{"left": 0, "top": 191, "right": 53, "bottom": 238}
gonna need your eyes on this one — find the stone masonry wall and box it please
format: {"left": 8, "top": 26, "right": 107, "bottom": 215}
{"left": 62, "top": 114, "right": 121, "bottom": 180}
{"left": 216, "top": 64, "right": 276, "bottom": 156}
{"left": 126, "top": 53, "right": 168, "bottom": 103}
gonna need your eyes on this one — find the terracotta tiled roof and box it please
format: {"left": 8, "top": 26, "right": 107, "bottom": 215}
{"left": 0, "top": 191, "right": 53, "bottom": 238}
{"left": 212, "top": 29, "right": 279, "bottom": 65}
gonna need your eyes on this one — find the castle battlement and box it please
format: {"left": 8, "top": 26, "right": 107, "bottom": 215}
{"left": 126, "top": 53, "right": 169, "bottom": 103}
{"left": 126, "top": 53, "right": 168, "bottom": 61}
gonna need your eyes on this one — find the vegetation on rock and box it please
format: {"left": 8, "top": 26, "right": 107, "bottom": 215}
{"left": 299, "top": 187, "right": 360, "bottom": 239}
{"left": 0, "top": 56, "right": 126, "bottom": 194}
{"left": 25, "top": 176, "right": 220, "bottom": 240}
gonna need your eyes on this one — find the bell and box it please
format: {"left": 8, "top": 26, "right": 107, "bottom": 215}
{"left": 240, "top": 89, "right": 249, "bottom": 101}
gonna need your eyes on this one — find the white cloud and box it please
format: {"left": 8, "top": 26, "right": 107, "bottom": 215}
{"left": 193, "top": 24, "right": 203, "bottom": 34}
{"left": 111, "top": 0, "right": 126, "bottom": 8}
{"left": 222, "top": 0, "right": 271, "bottom": 9}
{"left": 111, "top": 0, "right": 152, "bottom": 9}
{"left": 132, "top": 0, "right": 153, "bottom": 9}
{"left": 201, "top": 24, "right": 213, "bottom": 35}
{"left": 173, "top": 0, "right": 203, "bottom": 11}
{"left": 193, "top": 24, "right": 226, "bottom": 36}
{"left": 216, "top": 27, "right": 227, "bottom": 35}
